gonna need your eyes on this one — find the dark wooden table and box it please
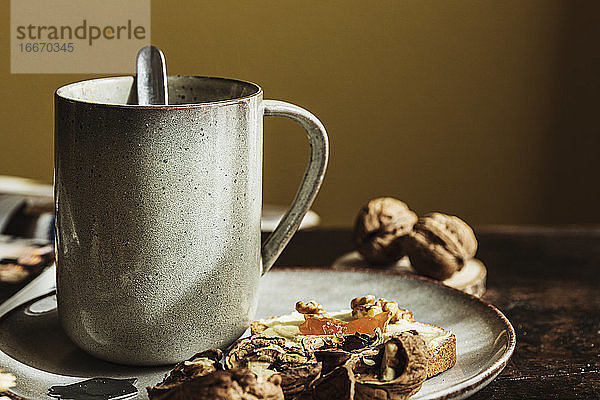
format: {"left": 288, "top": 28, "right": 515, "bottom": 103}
{"left": 1, "top": 226, "right": 598, "bottom": 398}
{"left": 271, "top": 226, "right": 600, "bottom": 399}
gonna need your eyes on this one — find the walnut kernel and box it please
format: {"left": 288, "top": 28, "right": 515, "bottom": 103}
{"left": 350, "top": 296, "right": 413, "bottom": 324}
{"left": 350, "top": 295, "right": 376, "bottom": 310}
{"left": 295, "top": 301, "right": 326, "bottom": 317}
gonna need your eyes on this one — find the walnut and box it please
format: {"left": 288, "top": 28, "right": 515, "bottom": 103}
{"left": 313, "top": 332, "right": 428, "bottom": 400}
{"left": 147, "top": 348, "right": 284, "bottom": 400}
{"left": 355, "top": 332, "right": 428, "bottom": 399}
{"left": 375, "top": 299, "right": 413, "bottom": 324}
{"left": 350, "top": 296, "right": 413, "bottom": 324}
{"left": 17, "top": 245, "right": 54, "bottom": 267}
{"left": 147, "top": 349, "right": 223, "bottom": 398}
{"left": 303, "top": 333, "right": 382, "bottom": 376}
{"left": 272, "top": 362, "right": 322, "bottom": 400}
{"left": 350, "top": 295, "right": 376, "bottom": 310}
{"left": 312, "top": 350, "right": 353, "bottom": 377}
{"left": 352, "top": 304, "right": 384, "bottom": 320}
{"left": 225, "top": 336, "right": 320, "bottom": 399}
{"left": 295, "top": 301, "right": 326, "bottom": 317}
{"left": 404, "top": 212, "right": 478, "bottom": 280}
{"left": 225, "top": 337, "right": 313, "bottom": 369}
{"left": 0, "top": 264, "right": 29, "bottom": 283}
{"left": 0, "top": 370, "right": 16, "bottom": 392}
{"left": 350, "top": 295, "right": 383, "bottom": 320}
{"left": 354, "top": 198, "right": 418, "bottom": 265}
{"left": 147, "top": 369, "right": 284, "bottom": 400}
{"left": 312, "top": 363, "right": 355, "bottom": 400}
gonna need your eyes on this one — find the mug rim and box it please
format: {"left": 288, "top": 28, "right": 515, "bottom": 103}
{"left": 55, "top": 75, "right": 263, "bottom": 109}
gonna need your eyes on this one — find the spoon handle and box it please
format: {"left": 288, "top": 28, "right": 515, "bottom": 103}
{"left": 136, "top": 46, "right": 168, "bottom": 105}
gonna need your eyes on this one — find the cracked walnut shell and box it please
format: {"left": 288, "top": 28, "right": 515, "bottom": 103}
{"left": 405, "top": 212, "right": 478, "bottom": 280}
{"left": 313, "top": 332, "right": 428, "bottom": 400}
{"left": 354, "top": 198, "right": 418, "bottom": 264}
{"left": 149, "top": 369, "right": 284, "bottom": 400}
{"left": 225, "top": 336, "right": 320, "bottom": 399}
{"left": 147, "top": 349, "right": 224, "bottom": 399}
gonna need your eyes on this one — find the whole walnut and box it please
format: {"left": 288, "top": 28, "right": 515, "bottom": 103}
{"left": 354, "top": 198, "right": 418, "bottom": 265}
{"left": 404, "top": 212, "right": 478, "bottom": 280}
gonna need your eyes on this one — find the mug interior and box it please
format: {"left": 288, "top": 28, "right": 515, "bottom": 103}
{"left": 56, "top": 76, "right": 261, "bottom": 106}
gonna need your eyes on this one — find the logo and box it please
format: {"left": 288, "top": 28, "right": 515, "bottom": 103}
{"left": 11, "top": 0, "right": 151, "bottom": 73}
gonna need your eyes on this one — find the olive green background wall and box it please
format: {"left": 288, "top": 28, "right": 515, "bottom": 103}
{"left": 1, "top": 1, "right": 598, "bottom": 226}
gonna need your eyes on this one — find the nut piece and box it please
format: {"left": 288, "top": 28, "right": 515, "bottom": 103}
{"left": 404, "top": 212, "right": 478, "bottom": 280}
{"left": 0, "top": 369, "right": 16, "bottom": 391}
{"left": 351, "top": 296, "right": 413, "bottom": 324}
{"left": 350, "top": 295, "right": 376, "bottom": 310}
{"left": 354, "top": 198, "right": 418, "bottom": 265}
{"left": 375, "top": 299, "right": 413, "bottom": 324}
{"left": 0, "top": 264, "right": 29, "bottom": 283}
{"left": 295, "top": 301, "right": 326, "bottom": 317}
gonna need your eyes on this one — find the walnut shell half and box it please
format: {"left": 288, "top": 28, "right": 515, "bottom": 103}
{"left": 225, "top": 336, "right": 313, "bottom": 369}
{"left": 303, "top": 333, "right": 382, "bottom": 375}
{"left": 354, "top": 332, "right": 428, "bottom": 400}
{"left": 405, "top": 212, "right": 478, "bottom": 280}
{"left": 225, "top": 336, "right": 321, "bottom": 399}
{"left": 147, "top": 349, "right": 223, "bottom": 398}
{"left": 147, "top": 368, "right": 284, "bottom": 400}
{"left": 354, "top": 198, "right": 418, "bottom": 265}
{"left": 312, "top": 332, "right": 428, "bottom": 400}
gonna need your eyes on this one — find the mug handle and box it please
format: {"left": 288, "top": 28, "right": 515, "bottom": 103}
{"left": 261, "top": 100, "right": 329, "bottom": 275}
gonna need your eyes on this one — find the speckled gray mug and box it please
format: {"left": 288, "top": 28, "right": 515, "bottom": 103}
{"left": 54, "top": 76, "right": 328, "bottom": 365}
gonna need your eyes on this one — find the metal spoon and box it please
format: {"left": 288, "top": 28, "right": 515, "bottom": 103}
{"left": 136, "top": 46, "right": 168, "bottom": 105}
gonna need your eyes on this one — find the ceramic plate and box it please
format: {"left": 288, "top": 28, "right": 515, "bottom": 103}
{"left": 0, "top": 267, "right": 515, "bottom": 400}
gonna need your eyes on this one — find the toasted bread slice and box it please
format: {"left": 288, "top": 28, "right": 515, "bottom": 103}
{"left": 251, "top": 310, "right": 456, "bottom": 378}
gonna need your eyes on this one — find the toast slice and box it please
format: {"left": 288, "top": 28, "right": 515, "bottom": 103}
{"left": 251, "top": 310, "right": 456, "bottom": 378}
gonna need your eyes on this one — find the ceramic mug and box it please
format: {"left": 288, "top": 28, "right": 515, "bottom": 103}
{"left": 54, "top": 76, "right": 328, "bottom": 365}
